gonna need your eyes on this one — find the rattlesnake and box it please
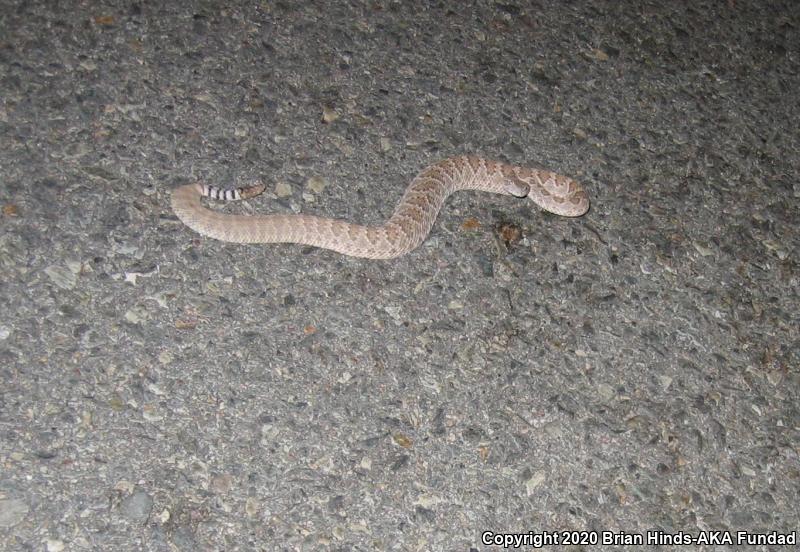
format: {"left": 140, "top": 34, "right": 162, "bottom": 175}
{"left": 171, "top": 155, "right": 589, "bottom": 259}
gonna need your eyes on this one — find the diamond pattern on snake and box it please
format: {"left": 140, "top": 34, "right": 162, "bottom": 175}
{"left": 171, "top": 156, "right": 589, "bottom": 259}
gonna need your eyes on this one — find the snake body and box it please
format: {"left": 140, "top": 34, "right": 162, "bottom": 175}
{"left": 171, "top": 156, "right": 589, "bottom": 259}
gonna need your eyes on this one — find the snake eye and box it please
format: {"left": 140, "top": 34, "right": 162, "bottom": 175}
{"left": 503, "top": 176, "right": 529, "bottom": 198}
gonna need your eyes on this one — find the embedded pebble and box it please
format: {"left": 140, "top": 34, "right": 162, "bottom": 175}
{"left": 525, "top": 471, "right": 546, "bottom": 496}
{"left": 44, "top": 264, "right": 78, "bottom": 290}
{"left": 274, "top": 181, "right": 293, "bottom": 198}
{"left": 0, "top": 498, "right": 29, "bottom": 528}
{"left": 121, "top": 490, "right": 154, "bottom": 523}
{"left": 45, "top": 539, "right": 64, "bottom": 552}
{"left": 307, "top": 176, "right": 328, "bottom": 194}
{"left": 322, "top": 106, "right": 339, "bottom": 123}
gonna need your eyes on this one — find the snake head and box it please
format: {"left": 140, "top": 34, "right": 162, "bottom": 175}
{"left": 502, "top": 176, "right": 530, "bottom": 198}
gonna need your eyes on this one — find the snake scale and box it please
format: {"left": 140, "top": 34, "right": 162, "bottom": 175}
{"left": 171, "top": 156, "right": 589, "bottom": 259}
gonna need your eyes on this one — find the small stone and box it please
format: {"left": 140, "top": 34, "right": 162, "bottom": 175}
{"left": 210, "top": 474, "right": 233, "bottom": 494}
{"left": 93, "top": 15, "right": 115, "bottom": 25}
{"left": 762, "top": 239, "right": 789, "bottom": 260}
{"left": 706, "top": 391, "right": 722, "bottom": 406}
{"left": 45, "top": 539, "right": 65, "bottom": 552}
{"left": 0, "top": 498, "right": 29, "bottom": 528}
{"left": 338, "top": 371, "right": 353, "bottom": 383}
{"left": 44, "top": 264, "right": 78, "bottom": 290}
{"left": 525, "top": 471, "right": 546, "bottom": 496}
{"left": 322, "top": 106, "right": 339, "bottom": 123}
{"left": 693, "top": 242, "right": 714, "bottom": 257}
{"left": 108, "top": 394, "right": 126, "bottom": 411}
{"left": 124, "top": 306, "right": 148, "bottom": 324}
{"left": 113, "top": 242, "right": 138, "bottom": 256}
{"left": 81, "top": 410, "right": 93, "bottom": 428}
{"left": 383, "top": 305, "right": 403, "bottom": 324}
{"left": 245, "top": 497, "right": 259, "bottom": 517}
{"left": 121, "top": 490, "right": 153, "bottom": 523}
{"left": 766, "top": 370, "right": 782, "bottom": 386}
{"left": 274, "top": 181, "right": 292, "bottom": 198}
{"left": 625, "top": 415, "right": 649, "bottom": 431}
{"left": 147, "top": 383, "right": 166, "bottom": 396}
{"left": 142, "top": 404, "right": 162, "bottom": 422}
{"left": 461, "top": 218, "right": 481, "bottom": 231}
{"left": 307, "top": 176, "right": 328, "bottom": 194}
{"left": 596, "top": 383, "right": 615, "bottom": 402}
{"left": 310, "top": 455, "right": 335, "bottom": 473}
{"left": 413, "top": 494, "right": 442, "bottom": 508}
{"left": 393, "top": 433, "right": 413, "bottom": 448}
{"left": 493, "top": 262, "right": 514, "bottom": 283}
{"left": 114, "top": 480, "right": 135, "bottom": 494}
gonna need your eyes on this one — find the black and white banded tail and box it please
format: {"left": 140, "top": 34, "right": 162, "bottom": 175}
{"left": 199, "top": 182, "right": 266, "bottom": 201}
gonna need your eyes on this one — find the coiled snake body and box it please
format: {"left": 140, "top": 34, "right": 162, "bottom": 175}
{"left": 171, "top": 156, "right": 589, "bottom": 259}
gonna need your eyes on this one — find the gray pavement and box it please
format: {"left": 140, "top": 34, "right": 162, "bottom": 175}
{"left": 1, "top": 1, "right": 798, "bottom": 550}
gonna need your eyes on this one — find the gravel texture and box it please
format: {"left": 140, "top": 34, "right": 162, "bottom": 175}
{"left": 1, "top": 1, "right": 798, "bottom": 551}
